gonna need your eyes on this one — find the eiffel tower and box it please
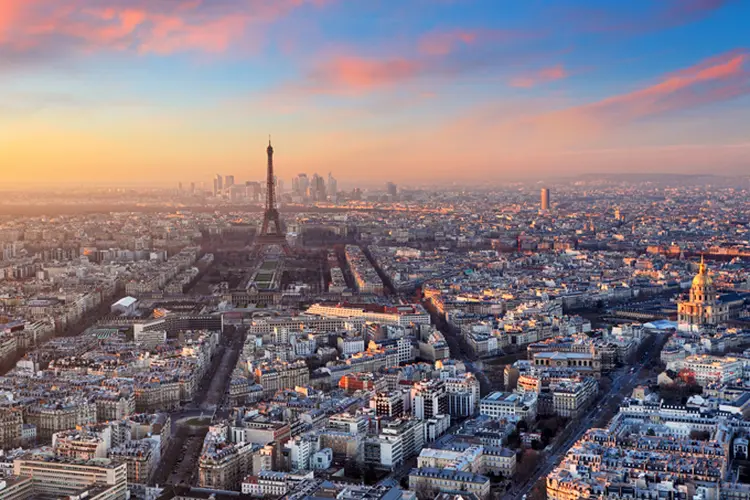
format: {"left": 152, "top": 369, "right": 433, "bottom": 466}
{"left": 252, "top": 138, "right": 291, "bottom": 256}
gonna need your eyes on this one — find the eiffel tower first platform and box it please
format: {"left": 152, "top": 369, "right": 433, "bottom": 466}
{"left": 252, "top": 139, "right": 291, "bottom": 256}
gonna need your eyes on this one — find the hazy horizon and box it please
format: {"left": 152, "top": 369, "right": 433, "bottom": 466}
{"left": 2, "top": 171, "right": 750, "bottom": 194}
{"left": 2, "top": 0, "right": 750, "bottom": 185}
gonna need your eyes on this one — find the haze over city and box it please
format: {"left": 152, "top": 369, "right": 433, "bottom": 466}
{"left": 2, "top": 0, "right": 750, "bottom": 186}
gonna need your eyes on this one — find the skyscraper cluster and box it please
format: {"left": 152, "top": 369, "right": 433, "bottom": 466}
{"left": 207, "top": 173, "right": 266, "bottom": 201}
{"left": 290, "top": 172, "right": 337, "bottom": 202}
{"left": 213, "top": 174, "right": 237, "bottom": 197}
{"left": 213, "top": 174, "right": 223, "bottom": 196}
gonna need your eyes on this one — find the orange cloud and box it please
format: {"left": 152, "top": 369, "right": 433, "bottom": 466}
{"left": 510, "top": 64, "right": 568, "bottom": 88}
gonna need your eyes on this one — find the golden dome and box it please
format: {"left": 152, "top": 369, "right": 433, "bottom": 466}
{"left": 692, "top": 272, "right": 713, "bottom": 287}
{"left": 692, "top": 256, "right": 713, "bottom": 288}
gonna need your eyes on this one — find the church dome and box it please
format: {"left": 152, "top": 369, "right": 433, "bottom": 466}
{"left": 691, "top": 257, "right": 713, "bottom": 288}
{"left": 692, "top": 272, "right": 713, "bottom": 288}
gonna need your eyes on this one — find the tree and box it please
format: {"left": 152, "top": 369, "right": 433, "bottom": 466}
{"left": 516, "top": 450, "right": 542, "bottom": 483}
{"left": 506, "top": 430, "right": 521, "bottom": 449}
{"left": 538, "top": 416, "right": 565, "bottom": 436}
{"left": 542, "top": 427, "right": 555, "bottom": 441}
{"left": 528, "top": 479, "right": 547, "bottom": 500}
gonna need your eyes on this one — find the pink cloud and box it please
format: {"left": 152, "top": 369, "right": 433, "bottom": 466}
{"left": 510, "top": 64, "right": 568, "bottom": 88}
{"left": 0, "top": 0, "right": 21, "bottom": 42}
{"left": 1, "top": 0, "right": 330, "bottom": 59}
{"left": 120, "top": 9, "right": 146, "bottom": 32}
{"left": 318, "top": 57, "right": 424, "bottom": 91}
{"left": 304, "top": 27, "right": 545, "bottom": 94}
{"left": 513, "top": 50, "right": 750, "bottom": 146}
{"left": 586, "top": 50, "right": 747, "bottom": 120}
{"left": 135, "top": 12, "right": 249, "bottom": 54}
{"left": 440, "top": 49, "right": 750, "bottom": 160}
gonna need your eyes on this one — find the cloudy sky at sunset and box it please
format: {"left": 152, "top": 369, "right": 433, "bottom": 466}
{"left": 1, "top": 0, "right": 749, "bottom": 186}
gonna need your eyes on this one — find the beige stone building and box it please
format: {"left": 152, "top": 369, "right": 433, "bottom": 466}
{"left": 678, "top": 257, "right": 729, "bottom": 332}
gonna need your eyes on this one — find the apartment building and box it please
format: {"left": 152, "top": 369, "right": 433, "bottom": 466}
{"left": 444, "top": 374, "right": 480, "bottom": 417}
{"left": 95, "top": 392, "right": 136, "bottom": 422}
{"left": 417, "top": 442, "right": 516, "bottom": 478}
{"left": 133, "top": 379, "right": 181, "bottom": 412}
{"left": 374, "top": 391, "right": 406, "bottom": 418}
{"left": 306, "top": 302, "right": 430, "bottom": 327}
{"left": 409, "top": 468, "right": 491, "bottom": 500}
{"left": 0, "top": 476, "right": 33, "bottom": 500}
{"left": 198, "top": 439, "right": 256, "bottom": 491}
{"left": 327, "top": 413, "right": 369, "bottom": 435}
{"left": 411, "top": 380, "right": 448, "bottom": 421}
{"left": 363, "top": 418, "right": 424, "bottom": 470}
{"left": 13, "top": 456, "right": 127, "bottom": 500}
{"left": 25, "top": 400, "right": 97, "bottom": 441}
{"left": 480, "top": 392, "right": 537, "bottom": 421}
{"left": 254, "top": 360, "right": 310, "bottom": 396}
{"left": 0, "top": 408, "right": 23, "bottom": 449}
{"left": 532, "top": 350, "right": 602, "bottom": 378}
{"left": 683, "top": 354, "right": 743, "bottom": 387}
{"left": 550, "top": 377, "right": 599, "bottom": 418}
{"left": 52, "top": 427, "right": 110, "bottom": 460}
{"left": 108, "top": 439, "right": 159, "bottom": 485}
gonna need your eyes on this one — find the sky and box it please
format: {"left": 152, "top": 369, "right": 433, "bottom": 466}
{"left": 1, "top": 0, "right": 750, "bottom": 187}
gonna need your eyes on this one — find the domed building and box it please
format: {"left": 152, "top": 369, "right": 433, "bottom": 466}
{"left": 677, "top": 257, "right": 729, "bottom": 332}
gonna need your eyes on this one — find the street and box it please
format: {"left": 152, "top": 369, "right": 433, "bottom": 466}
{"left": 505, "top": 331, "right": 668, "bottom": 500}
{"left": 426, "top": 293, "right": 669, "bottom": 500}
{"left": 151, "top": 325, "right": 246, "bottom": 486}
